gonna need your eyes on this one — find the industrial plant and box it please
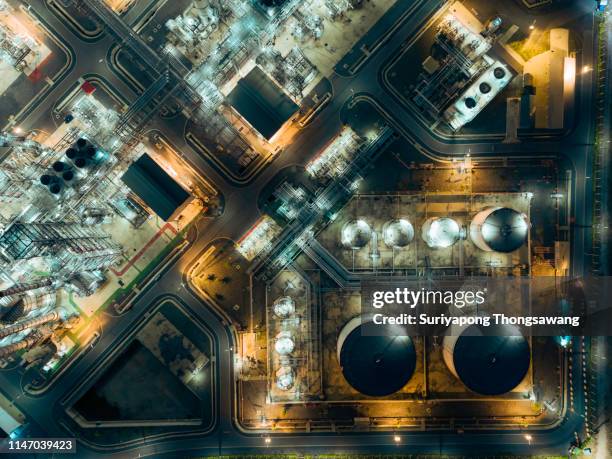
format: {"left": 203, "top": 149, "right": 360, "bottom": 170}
{"left": 0, "top": 0, "right": 608, "bottom": 457}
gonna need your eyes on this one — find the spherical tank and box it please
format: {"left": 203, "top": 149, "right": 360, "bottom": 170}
{"left": 422, "top": 217, "right": 460, "bottom": 248}
{"left": 274, "top": 331, "right": 295, "bottom": 355}
{"left": 276, "top": 366, "right": 294, "bottom": 390}
{"left": 341, "top": 219, "right": 372, "bottom": 249}
{"left": 273, "top": 296, "right": 295, "bottom": 318}
{"left": 382, "top": 219, "right": 414, "bottom": 248}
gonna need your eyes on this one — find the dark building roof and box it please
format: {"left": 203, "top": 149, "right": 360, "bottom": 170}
{"left": 121, "top": 154, "right": 190, "bottom": 221}
{"left": 227, "top": 66, "right": 298, "bottom": 140}
{"left": 479, "top": 207, "right": 528, "bottom": 252}
{"left": 339, "top": 325, "right": 416, "bottom": 396}
{"left": 453, "top": 324, "right": 530, "bottom": 395}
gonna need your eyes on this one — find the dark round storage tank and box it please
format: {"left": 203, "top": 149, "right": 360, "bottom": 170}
{"left": 62, "top": 170, "right": 74, "bottom": 182}
{"left": 85, "top": 145, "right": 97, "bottom": 159}
{"left": 49, "top": 183, "right": 62, "bottom": 194}
{"left": 52, "top": 161, "right": 67, "bottom": 172}
{"left": 74, "top": 157, "right": 88, "bottom": 169}
{"left": 76, "top": 138, "right": 88, "bottom": 150}
{"left": 443, "top": 324, "right": 530, "bottom": 395}
{"left": 337, "top": 318, "right": 416, "bottom": 396}
{"left": 40, "top": 174, "right": 53, "bottom": 185}
{"left": 65, "top": 148, "right": 78, "bottom": 159}
{"left": 493, "top": 67, "right": 506, "bottom": 79}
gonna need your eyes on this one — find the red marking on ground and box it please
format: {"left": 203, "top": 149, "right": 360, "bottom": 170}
{"left": 111, "top": 222, "right": 178, "bottom": 277}
{"left": 236, "top": 216, "right": 267, "bottom": 245}
{"left": 81, "top": 80, "right": 96, "bottom": 94}
{"left": 27, "top": 53, "right": 53, "bottom": 82}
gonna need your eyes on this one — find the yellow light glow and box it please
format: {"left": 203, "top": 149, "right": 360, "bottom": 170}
{"left": 564, "top": 61, "right": 575, "bottom": 83}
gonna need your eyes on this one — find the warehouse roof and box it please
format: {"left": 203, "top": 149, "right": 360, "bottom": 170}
{"left": 121, "top": 154, "right": 190, "bottom": 221}
{"left": 227, "top": 66, "right": 298, "bottom": 140}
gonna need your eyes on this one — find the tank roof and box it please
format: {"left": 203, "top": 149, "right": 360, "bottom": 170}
{"left": 423, "top": 217, "right": 460, "bottom": 248}
{"left": 383, "top": 219, "right": 414, "bottom": 248}
{"left": 479, "top": 207, "right": 528, "bottom": 252}
{"left": 341, "top": 220, "right": 372, "bottom": 249}
{"left": 339, "top": 325, "right": 416, "bottom": 396}
{"left": 453, "top": 324, "right": 530, "bottom": 395}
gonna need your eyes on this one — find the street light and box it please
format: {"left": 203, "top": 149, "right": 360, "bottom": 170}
{"left": 524, "top": 434, "right": 533, "bottom": 445}
{"left": 264, "top": 436, "right": 271, "bottom": 445}
{"left": 393, "top": 435, "right": 402, "bottom": 444}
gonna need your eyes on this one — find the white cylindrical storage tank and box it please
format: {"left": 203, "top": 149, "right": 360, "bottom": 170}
{"left": 421, "top": 217, "right": 460, "bottom": 248}
{"left": 274, "top": 331, "right": 295, "bottom": 355}
{"left": 276, "top": 366, "right": 294, "bottom": 390}
{"left": 273, "top": 296, "right": 295, "bottom": 318}
{"left": 341, "top": 219, "right": 372, "bottom": 249}
{"left": 442, "top": 323, "right": 530, "bottom": 395}
{"left": 470, "top": 207, "right": 528, "bottom": 252}
{"left": 382, "top": 219, "right": 414, "bottom": 248}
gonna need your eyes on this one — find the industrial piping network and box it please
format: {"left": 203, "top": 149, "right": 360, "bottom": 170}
{"left": 0, "top": 278, "right": 55, "bottom": 298}
{"left": 0, "top": 309, "right": 61, "bottom": 340}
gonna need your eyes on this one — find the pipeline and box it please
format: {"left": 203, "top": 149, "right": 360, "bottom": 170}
{"left": 0, "top": 278, "right": 54, "bottom": 298}
{"left": 0, "top": 332, "right": 41, "bottom": 358}
{"left": 0, "top": 309, "right": 60, "bottom": 340}
{"left": 0, "top": 291, "right": 56, "bottom": 323}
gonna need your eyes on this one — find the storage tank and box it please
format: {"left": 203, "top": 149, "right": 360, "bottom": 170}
{"left": 442, "top": 323, "right": 530, "bottom": 395}
{"left": 49, "top": 181, "right": 63, "bottom": 195}
{"left": 74, "top": 157, "right": 89, "bottom": 169}
{"left": 382, "top": 219, "right": 414, "bottom": 248}
{"left": 274, "top": 331, "right": 295, "bottom": 355}
{"left": 337, "top": 317, "right": 416, "bottom": 396}
{"left": 65, "top": 147, "right": 78, "bottom": 160}
{"left": 39, "top": 174, "right": 55, "bottom": 186}
{"left": 276, "top": 366, "right": 294, "bottom": 390}
{"left": 76, "top": 138, "right": 88, "bottom": 150}
{"left": 470, "top": 207, "right": 528, "bottom": 252}
{"left": 422, "top": 217, "right": 460, "bottom": 248}
{"left": 62, "top": 170, "right": 75, "bottom": 184}
{"left": 52, "top": 161, "right": 68, "bottom": 173}
{"left": 273, "top": 296, "right": 295, "bottom": 318}
{"left": 341, "top": 219, "right": 372, "bottom": 249}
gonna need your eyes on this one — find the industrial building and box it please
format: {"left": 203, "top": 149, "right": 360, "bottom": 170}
{"left": 523, "top": 28, "right": 575, "bottom": 129}
{"left": 0, "top": 222, "right": 121, "bottom": 277}
{"left": 0, "top": 0, "right": 51, "bottom": 95}
{"left": 0, "top": 82, "right": 195, "bottom": 364}
{"left": 121, "top": 153, "right": 192, "bottom": 221}
{"left": 227, "top": 66, "right": 299, "bottom": 140}
{"left": 412, "top": 3, "right": 513, "bottom": 131}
